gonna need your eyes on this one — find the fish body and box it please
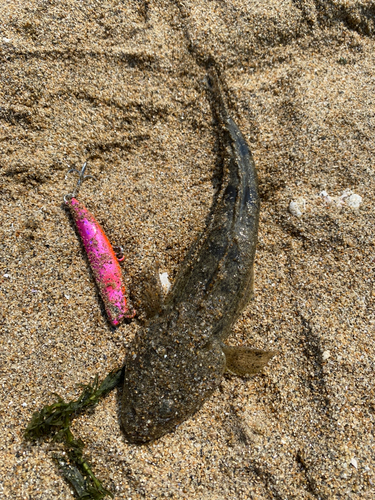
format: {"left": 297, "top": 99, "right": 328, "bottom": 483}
{"left": 66, "top": 197, "right": 134, "bottom": 326}
{"left": 122, "top": 73, "right": 274, "bottom": 443}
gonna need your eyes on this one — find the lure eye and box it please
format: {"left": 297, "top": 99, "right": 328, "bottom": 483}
{"left": 113, "top": 245, "right": 125, "bottom": 262}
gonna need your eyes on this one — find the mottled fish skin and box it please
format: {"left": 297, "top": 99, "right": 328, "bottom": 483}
{"left": 122, "top": 73, "right": 260, "bottom": 443}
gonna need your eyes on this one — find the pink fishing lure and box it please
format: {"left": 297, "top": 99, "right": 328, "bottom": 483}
{"left": 66, "top": 196, "right": 135, "bottom": 326}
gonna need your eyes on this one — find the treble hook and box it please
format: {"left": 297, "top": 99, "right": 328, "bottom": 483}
{"left": 64, "top": 162, "right": 96, "bottom": 203}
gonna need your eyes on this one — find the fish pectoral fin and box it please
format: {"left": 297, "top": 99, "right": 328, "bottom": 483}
{"left": 222, "top": 345, "right": 276, "bottom": 377}
{"left": 139, "top": 261, "right": 165, "bottom": 319}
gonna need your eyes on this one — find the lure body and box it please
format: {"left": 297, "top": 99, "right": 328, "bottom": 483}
{"left": 66, "top": 197, "right": 134, "bottom": 326}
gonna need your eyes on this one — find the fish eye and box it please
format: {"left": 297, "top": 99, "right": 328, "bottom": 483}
{"left": 159, "top": 398, "right": 175, "bottom": 418}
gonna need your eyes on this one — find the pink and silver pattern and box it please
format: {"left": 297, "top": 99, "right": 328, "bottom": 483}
{"left": 64, "top": 163, "right": 135, "bottom": 326}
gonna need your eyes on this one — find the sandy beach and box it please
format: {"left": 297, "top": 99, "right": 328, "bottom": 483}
{"left": 1, "top": 1, "right": 374, "bottom": 498}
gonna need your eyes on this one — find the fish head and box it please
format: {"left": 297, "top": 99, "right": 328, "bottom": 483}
{"left": 121, "top": 325, "right": 226, "bottom": 443}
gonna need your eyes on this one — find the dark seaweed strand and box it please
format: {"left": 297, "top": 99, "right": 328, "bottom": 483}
{"left": 24, "top": 368, "right": 123, "bottom": 499}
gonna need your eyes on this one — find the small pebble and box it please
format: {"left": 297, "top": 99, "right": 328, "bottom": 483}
{"left": 322, "top": 350, "right": 331, "bottom": 361}
{"left": 289, "top": 199, "right": 305, "bottom": 218}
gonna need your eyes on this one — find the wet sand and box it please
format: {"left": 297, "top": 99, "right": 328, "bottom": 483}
{"left": 0, "top": 1, "right": 374, "bottom": 498}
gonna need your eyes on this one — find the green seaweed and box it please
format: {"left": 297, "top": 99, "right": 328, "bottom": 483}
{"left": 25, "top": 368, "right": 123, "bottom": 499}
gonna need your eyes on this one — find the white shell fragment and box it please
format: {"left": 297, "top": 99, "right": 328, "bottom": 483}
{"left": 289, "top": 198, "right": 305, "bottom": 218}
{"left": 350, "top": 458, "right": 358, "bottom": 469}
{"left": 338, "top": 189, "right": 362, "bottom": 209}
{"left": 159, "top": 272, "right": 172, "bottom": 294}
{"left": 319, "top": 190, "right": 333, "bottom": 204}
{"left": 346, "top": 193, "right": 362, "bottom": 209}
{"left": 340, "top": 188, "right": 353, "bottom": 200}
{"left": 316, "top": 189, "right": 362, "bottom": 209}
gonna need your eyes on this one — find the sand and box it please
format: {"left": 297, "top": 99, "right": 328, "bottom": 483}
{"left": 0, "top": 0, "right": 374, "bottom": 498}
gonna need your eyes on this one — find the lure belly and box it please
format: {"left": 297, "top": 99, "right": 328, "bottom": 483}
{"left": 66, "top": 197, "right": 134, "bottom": 326}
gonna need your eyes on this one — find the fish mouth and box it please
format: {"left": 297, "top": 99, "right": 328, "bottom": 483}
{"left": 121, "top": 399, "right": 178, "bottom": 444}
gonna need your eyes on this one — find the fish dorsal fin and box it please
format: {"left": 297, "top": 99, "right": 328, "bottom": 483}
{"left": 222, "top": 345, "right": 276, "bottom": 377}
